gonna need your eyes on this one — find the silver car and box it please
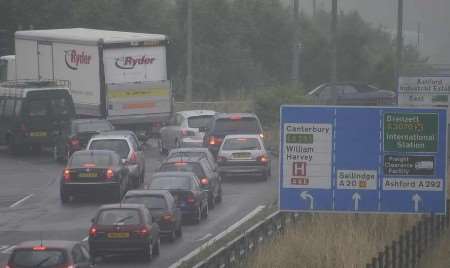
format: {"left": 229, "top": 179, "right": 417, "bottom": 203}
{"left": 167, "top": 147, "right": 218, "bottom": 171}
{"left": 217, "top": 134, "right": 271, "bottom": 181}
{"left": 159, "top": 110, "right": 216, "bottom": 153}
{"left": 86, "top": 130, "right": 146, "bottom": 188}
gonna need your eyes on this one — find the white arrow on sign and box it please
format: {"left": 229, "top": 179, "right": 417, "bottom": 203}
{"left": 300, "top": 191, "right": 314, "bottom": 210}
{"left": 412, "top": 194, "right": 422, "bottom": 212}
{"left": 352, "top": 192, "right": 361, "bottom": 211}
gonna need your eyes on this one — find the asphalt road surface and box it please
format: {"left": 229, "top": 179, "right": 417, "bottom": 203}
{"left": 0, "top": 140, "right": 278, "bottom": 267}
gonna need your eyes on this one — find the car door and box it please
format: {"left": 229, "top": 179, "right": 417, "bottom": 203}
{"left": 145, "top": 209, "right": 160, "bottom": 243}
{"left": 167, "top": 194, "right": 182, "bottom": 229}
{"left": 191, "top": 177, "right": 206, "bottom": 210}
{"left": 201, "top": 159, "right": 218, "bottom": 196}
{"left": 128, "top": 136, "right": 145, "bottom": 175}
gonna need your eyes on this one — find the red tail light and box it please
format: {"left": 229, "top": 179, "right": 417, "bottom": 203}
{"left": 33, "top": 245, "right": 47, "bottom": 251}
{"left": 137, "top": 226, "right": 151, "bottom": 237}
{"left": 209, "top": 136, "right": 222, "bottom": 146}
{"left": 186, "top": 195, "right": 195, "bottom": 204}
{"left": 162, "top": 212, "right": 175, "bottom": 222}
{"left": 63, "top": 169, "right": 71, "bottom": 182}
{"left": 230, "top": 115, "right": 241, "bottom": 120}
{"left": 181, "top": 129, "right": 195, "bottom": 137}
{"left": 89, "top": 226, "right": 97, "bottom": 237}
{"left": 217, "top": 156, "right": 227, "bottom": 163}
{"left": 200, "top": 177, "right": 209, "bottom": 186}
{"left": 5, "top": 265, "right": 11, "bottom": 268}
{"left": 129, "top": 151, "right": 138, "bottom": 164}
{"left": 66, "top": 265, "right": 75, "bottom": 268}
{"left": 105, "top": 169, "right": 114, "bottom": 180}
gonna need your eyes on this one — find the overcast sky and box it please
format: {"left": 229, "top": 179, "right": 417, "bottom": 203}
{"left": 289, "top": 0, "right": 450, "bottom": 64}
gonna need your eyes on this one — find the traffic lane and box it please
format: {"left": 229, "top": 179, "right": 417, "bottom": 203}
{"left": 94, "top": 159, "right": 279, "bottom": 267}
{"left": 0, "top": 144, "right": 164, "bottom": 265}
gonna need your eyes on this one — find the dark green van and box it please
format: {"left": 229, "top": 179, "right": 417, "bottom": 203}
{"left": 0, "top": 80, "right": 75, "bottom": 154}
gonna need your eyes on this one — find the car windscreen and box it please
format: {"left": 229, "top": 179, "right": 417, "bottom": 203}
{"left": 69, "top": 153, "right": 112, "bottom": 168}
{"left": 150, "top": 176, "right": 192, "bottom": 190}
{"left": 123, "top": 195, "right": 168, "bottom": 210}
{"left": 96, "top": 209, "right": 141, "bottom": 225}
{"left": 89, "top": 139, "right": 130, "bottom": 159}
{"left": 75, "top": 121, "right": 113, "bottom": 133}
{"left": 188, "top": 115, "right": 214, "bottom": 128}
{"left": 10, "top": 249, "right": 67, "bottom": 267}
{"left": 214, "top": 118, "right": 259, "bottom": 134}
{"left": 222, "top": 138, "right": 261, "bottom": 150}
{"left": 159, "top": 163, "right": 205, "bottom": 178}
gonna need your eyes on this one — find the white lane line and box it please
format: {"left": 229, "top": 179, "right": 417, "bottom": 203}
{"left": 194, "top": 233, "right": 212, "bottom": 242}
{"left": 1, "top": 246, "right": 16, "bottom": 254}
{"left": 9, "top": 194, "right": 34, "bottom": 208}
{"left": 82, "top": 236, "right": 89, "bottom": 242}
{"left": 168, "top": 204, "right": 266, "bottom": 268}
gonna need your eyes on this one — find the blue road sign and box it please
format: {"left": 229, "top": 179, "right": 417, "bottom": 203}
{"left": 279, "top": 105, "right": 447, "bottom": 214}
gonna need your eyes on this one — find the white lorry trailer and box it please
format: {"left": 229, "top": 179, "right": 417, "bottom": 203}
{"left": 11, "top": 28, "right": 173, "bottom": 138}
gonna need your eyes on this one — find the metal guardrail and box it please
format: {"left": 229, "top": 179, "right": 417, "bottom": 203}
{"left": 366, "top": 199, "right": 450, "bottom": 268}
{"left": 191, "top": 211, "right": 300, "bottom": 268}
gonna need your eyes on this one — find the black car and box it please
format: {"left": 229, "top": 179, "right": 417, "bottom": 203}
{"left": 148, "top": 172, "right": 208, "bottom": 224}
{"left": 203, "top": 113, "right": 264, "bottom": 156}
{"left": 60, "top": 150, "right": 130, "bottom": 203}
{"left": 122, "top": 189, "right": 183, "bottom": 242}
{"left": 88, "top": 203, "right": 160, "bottom": 262}
{"left": 6, "top": 240, "right": 92, "bottom": 268}
{"left": 53, "top": 118, "right": 114, "bottom": 162}
{"left": 306, "top": 82, "right": 396, "bottom": 105}
{"left": 159, "top": 157, "right": 222, "bottom": 208}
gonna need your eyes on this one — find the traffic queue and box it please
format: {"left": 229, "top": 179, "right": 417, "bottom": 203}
{"left": 3, "top": 109, "right": 272, "bottom": 267}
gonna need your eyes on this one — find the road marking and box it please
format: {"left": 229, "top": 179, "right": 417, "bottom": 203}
{"left": 9, "top": 194, "right": 34, "bottom": 208}
{"left": 194, "top": 233, "right": 212, "bottom": 242}
{"left": 82, "top": 236, "right": 89, "bottom": 242}
{"left": 1, "top": 246, "right": 16, "bottom": 254}
{"left": 168, "top": 205, "right": 266, "bottom": 268}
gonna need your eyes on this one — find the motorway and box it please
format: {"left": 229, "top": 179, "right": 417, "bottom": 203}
{"left": 0, "top": 140, "right": 278, "bottom": 267}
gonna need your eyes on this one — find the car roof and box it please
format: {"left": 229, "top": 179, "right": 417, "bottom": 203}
{"left": 223, "top": 134, "right": 263, "bottom": 140}
{"left": 15, "top": 240, "right": 77, "bottom": 250}
{"left": 98, "top": 203, "right": 146, "bottom": 210}
{"left": 72, "top": 118, "right": 111, "bottom": 124}
{"left": 177, "top": 110, "right": 216, "bottom": 118}
{"left": 163, "top": 156, "right": 205, "bottom": 163}
{"left": 169, "top": 148, "right": 210, "bottom": 154}
{"left": 152, "top": 171, "right": 197, "bottom": 178}
{"left": 72, "top": 149, "right": 118, "bottom": 156}
{"left": 124, "top": 189, "right": 171, "bottom": 197}
{"left": 214, "top": 112, "right": 257, "bottom": 119}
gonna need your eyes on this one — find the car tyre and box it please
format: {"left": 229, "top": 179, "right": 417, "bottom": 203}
{"left": 168, "top": 229, "right": 177, "bottom": 242}
{"left": 144, "top": 240, "right": 153, "bottom": 262}
{"left": 153, "top": 237, "right": 160, "bottom": 256}
{"left": 216, "top": 185, "right": 223, "bottom": 203}
{"left": 208, "top": 193, "right": 216, "bottom": 209}
{"left": 176, "top": 223, "right": 183, "bottom": 237}
{"left": 60, "top": 190, "right": 69, "bottom": 204}
{"left": 193, "top": 207, "right": 201, "bottom": 224}
{"left": 202, "top": 203, "right": 209, "bottom": 219}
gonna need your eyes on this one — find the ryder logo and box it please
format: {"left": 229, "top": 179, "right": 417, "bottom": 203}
{"left": 64, "top": 49, "right": 92, "bottom": 70}
{"left": 115, "top": 55, "right": 155, "bottom": 69}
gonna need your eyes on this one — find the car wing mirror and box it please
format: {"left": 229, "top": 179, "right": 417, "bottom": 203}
{"left": 121, "top": 158, "right": 128, "bottom": 165}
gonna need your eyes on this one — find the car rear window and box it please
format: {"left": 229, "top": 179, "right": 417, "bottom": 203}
{"left": 150, "top": 177, "right": 192, "bottom": 190}
{"left": 159, "top": 162, "right": 205, "bottom": 178}
{"left": 69, "top": 153, "right": 112, "bottom": 168}
{"left": 222, "top": 137, "right": 261, "bottom": 150}
{"left": 123, "top": 195, "right": 168, "bottom": 210}
{"left": 214, "top": 117, "right": 259, "bottom": 134}
{"left": 10, "top": 249, "right": 67, "bottom": 267}
{"left": 26, "top": 99, "right": 48, "bottom": 117}
{"left": 89, "top": 139, "right": 130, "bottom": 159}
{"left": 97, "top": 209, "right": 141, "bottom": 225}
{"left": 188, "top": 115, "right": 214, "bottom": 128}
{"left": 75, "top": 121, "right": 113, "bottom": 133}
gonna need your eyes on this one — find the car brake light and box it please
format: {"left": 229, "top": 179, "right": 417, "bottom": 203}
{"left": 137, "top": 226, "right": 150, "bottom": 237}
{"left": 105, "top": 169, "right": 114, "bottom": 180}
{"left": 181, "top": 129, "right": 195, "bottom": 137}
{"left": 230, "top": 115, "right": 241, "bottom": 120}
{"left": 257, "top": 155, "right": 269, "bottom": 164}
{"left": 70, "top": 138, "right": 80, "bottom": 146}
{"left": 129, "top": 151, "right": 138, "bottom": 164}
{"left": 33, "top": 245, "right": 47, "bottom": 251}
{"left": 186, "top": 195, "right": 195, "bottom": 204}
{"left": 162, "top": 212, "right": 175, "bottom": 222}
{"left": 89, "top": 227, "right": 97, "bottom": 236}
{"left": 209, "top": 136, "right": 222, "bottom": 146}
{"left": 63, "top": 169, "right": 71, "bottom": 182}
{"left": 200, "top": 177, "right": 209, "bottom": 186}
{"left": 175, "top": 161, "right": 187, "bottom": 166}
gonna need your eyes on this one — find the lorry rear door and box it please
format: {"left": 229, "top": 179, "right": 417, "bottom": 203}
{"left": 37, "top": 42, "right": 54, "bottom": 80}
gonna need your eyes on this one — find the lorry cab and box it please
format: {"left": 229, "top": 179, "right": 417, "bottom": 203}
{"left": 0, "top": 55, "right": 16, "bottom": 81}
{"left": 0, "top": 80, "right": 75, "bottom": 154}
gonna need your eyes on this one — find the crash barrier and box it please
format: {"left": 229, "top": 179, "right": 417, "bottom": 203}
{"left": 366, "top": 199, "right": 450, "bottom": 268}
{"left": 174, "top": 101, "right": 255, "bottom": 113}
{"left": 191, "top": 211, "right": 299, "bottom": 268}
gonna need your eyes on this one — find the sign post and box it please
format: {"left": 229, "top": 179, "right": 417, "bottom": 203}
{"left": 279, "top": 105, "right": 447, "bottom": 214}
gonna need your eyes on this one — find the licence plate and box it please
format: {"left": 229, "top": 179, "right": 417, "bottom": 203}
{"left": 232, "top": 152, "right": 251, "bottom": 159}
{"left": 107, "top": 232, "right": 130, "bottom": 239}
{"left": 78, "top": 172, "right": 98, "bottom": 178}
{"left": 30, "top": 131, "right": 47, "bottom": 137}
